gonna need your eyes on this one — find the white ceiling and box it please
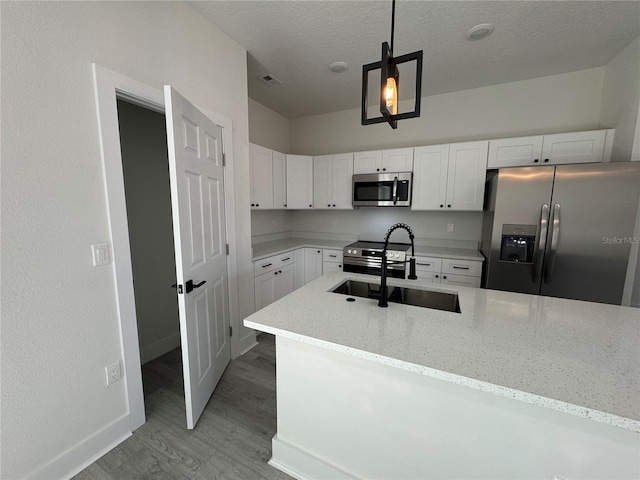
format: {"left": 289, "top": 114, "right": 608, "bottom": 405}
{"left": 189, "top": 1, "right": 640, "bottom": 119}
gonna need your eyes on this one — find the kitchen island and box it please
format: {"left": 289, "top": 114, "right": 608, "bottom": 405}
{"left": 243, "top": 272, "right": 640, "bottom": 479}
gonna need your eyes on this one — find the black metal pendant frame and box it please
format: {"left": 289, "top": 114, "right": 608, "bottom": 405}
{"left": 361, "top": 43, "right": 423, "bottom": 129}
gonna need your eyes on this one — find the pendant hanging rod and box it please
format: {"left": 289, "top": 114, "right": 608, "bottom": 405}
{"left": 390, "top": 0, "right": 396, "bottom": 52}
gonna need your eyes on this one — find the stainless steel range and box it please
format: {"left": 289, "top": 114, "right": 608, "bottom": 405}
{"left": 343, "top": 241, "right": 411, "bottom": 278}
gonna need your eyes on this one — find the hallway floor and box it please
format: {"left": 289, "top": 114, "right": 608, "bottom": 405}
{"left": 74, "top": 334, "right": 292, "bottom": 479}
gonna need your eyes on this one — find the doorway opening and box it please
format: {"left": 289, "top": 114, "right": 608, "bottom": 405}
{"left": 116, "top": 98, "right": 186, "bottom": 410}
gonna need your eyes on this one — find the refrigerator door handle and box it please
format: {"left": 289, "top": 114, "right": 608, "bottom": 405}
{"left": 532, "top": 204, "right": 549, "bottom": 283}
{"left": 543, "top": 204, "right": 561, "bottom": 283}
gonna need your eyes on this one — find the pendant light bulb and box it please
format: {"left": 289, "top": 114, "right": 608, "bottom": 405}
{"left": 385, "top": 77, "right": 398, "bottom": 115}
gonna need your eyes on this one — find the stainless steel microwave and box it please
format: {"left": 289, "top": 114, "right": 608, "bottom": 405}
{"left": 352, "top": 172, "right": 412, "bottom": 207}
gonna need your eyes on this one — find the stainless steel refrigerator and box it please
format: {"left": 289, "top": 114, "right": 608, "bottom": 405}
{"left": 481, "top": 162, "right": 640, "bottom": 305}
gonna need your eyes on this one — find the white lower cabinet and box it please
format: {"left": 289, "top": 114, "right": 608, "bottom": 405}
{"left": 322, "top": 249, "right": 343, "bottom": 274}
{"left": 413, "top": 256, "right": 482, "bottom": 288}
{"left": 304, "top": 248, "right": 323, "bottom": 284}
{"left": 255, "top": 247, "right": 344, "bottom": 311}
{"left": 254, "top": 252, "right": 295, "bottom": 311}
{"left": 294, "top": 248, "right": 305, "bottom": 289}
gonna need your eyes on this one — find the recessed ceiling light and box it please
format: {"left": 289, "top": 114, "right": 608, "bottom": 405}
{"left": 466, "top": 23, "right": 495, "bottom": 41}
{"left": 329, "top": 61, "right": 349, "bottom": 73}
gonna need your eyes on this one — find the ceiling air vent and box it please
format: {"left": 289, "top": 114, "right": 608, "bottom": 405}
{"left": 257, "top": 73, "right": 283, "bottom": 87}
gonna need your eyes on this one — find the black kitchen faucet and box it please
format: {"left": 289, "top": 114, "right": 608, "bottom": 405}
{"left": 379, "top": 223, "right": 418, "bottom": 307}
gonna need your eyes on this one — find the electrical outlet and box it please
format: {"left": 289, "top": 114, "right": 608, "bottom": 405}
{"left": 105, "top": 361, "right": 121, "bottom": 386}
{"left": 332, "top": 220, "right": 338, "bottom": 228}
{"left": 447, "top": 223, "right": 455, "bottom": 233}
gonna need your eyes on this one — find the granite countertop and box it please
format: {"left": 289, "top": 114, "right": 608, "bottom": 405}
{"left": 244, "top": 271, "right": 640, "bottom": 432}
{"left": 252, "top": 237, "right": 484, "bottom": 262}
{"left": 252, "top": 237, "right": 352, "bottom": 261}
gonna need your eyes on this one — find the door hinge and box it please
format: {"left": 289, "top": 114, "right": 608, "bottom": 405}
{"left": 229, "top": 326, "right": 233, "bottom": 337}
{"left": 226, "top": 243, "right": 229, "bottom": 255}
{"left": 222, "top": 153, "right": 226, "bottom": 167}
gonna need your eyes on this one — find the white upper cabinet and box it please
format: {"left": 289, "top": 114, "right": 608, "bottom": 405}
{"left": 313, "top": 155, "right": 332, "bottom": 209}
{"left": 412, "top": 145, "right": 449, "bottom": 210}
{"left": 272, "top": 150, "right": 287, "bottom": 208}
{"left": 487, "top": 130, "right": 608, "bottom": 168}
{"left": 412, "top": 141, "right": 488, "bottom": 211}
{"left": 382, "top": 148, "right": 414, "bottom": 172}
{"left": 446, "top": 141, "right": 489, "bottom": 211}
{"left": 250, "top": 143, "right": 274, "bottom": 209}
{"left": 353, "top": 150, "right": 382, "bottom": 174}
{"left": 354, "top": 148, "right": 413, "bottom": 174}
{"left": 541, "top": 130, "right": 606, "bottom": 165}
{"left": 314, "top": 153, "right": 354, "bottom": 209}
{"left": 286, "top": 154, "right": 314, "bottom": 209}
{"left": 487, "top": 136, "right": 543, "bottom": 168}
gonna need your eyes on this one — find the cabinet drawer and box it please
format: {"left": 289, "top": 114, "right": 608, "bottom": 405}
{"left": 323, "top": 262, "right": 343, "bottom": 274}
{"left": 323, "top": 249, "right": 343, "bottom": 263}
{"left": 415, "top": 271, "right": 441, "bottom": 283}
{"left": 440, "top": 274, "right": 481, "bottom": 288}
{"left": 441, "top": 259, "right": 482, "bottom": 277}
{"left": 413, "top": 257, "right": 442, "bottom": 273}
{"left": 254, "top": 251, "right": 294, "bottom": 276}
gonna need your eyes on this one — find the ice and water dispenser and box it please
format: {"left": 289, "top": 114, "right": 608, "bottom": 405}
{"left": 499, "top": 225, "right": 537, "bottom": 263}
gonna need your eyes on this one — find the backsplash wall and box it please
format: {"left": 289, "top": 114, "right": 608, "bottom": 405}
{"left": 252, "top": 209, "right": 483, "bottom": 242}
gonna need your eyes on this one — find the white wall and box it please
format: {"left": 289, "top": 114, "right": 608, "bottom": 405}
{"left": 290, "top": 68, "right": 606, "bottom": 155}
{"left": 600, "top": 37, "right": 640, "bottom": 162}
{"left": 251, "top": 210, "right": 293, "bottom": 237}
{"left": 117, "top": 100, "right": 180, "bottom": 363}
{"left": 290, "top": 209, "right": 483, "bottom": 242}
{"left": 268, "top": 68, "right": 604, "bottom": 242}
{"left": 248, "top": 97, "right": 290, "bottom": 153}
{"left": 1, "top": 2, "right": 252, "bottom": 478}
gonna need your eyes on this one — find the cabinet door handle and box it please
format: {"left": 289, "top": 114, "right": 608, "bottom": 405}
{"left": 262, "top": 263, "right": 273, "bottom": 268}
{"left": 281, "top": 257, "right": 291, "bottom": 262}
{"left": 417, "top": 263, "right": 431, "bottom": 266}
{"left": 452, "top": 266, "right": 470, "bottom": 270}
{"left": 329, "top": 254, "right": 337, "bottom": 258}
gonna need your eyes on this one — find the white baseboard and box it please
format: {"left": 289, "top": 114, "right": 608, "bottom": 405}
{"left": 26, "top": 415, "right": 131, "bottom": 480}
{"left": 239, "top": 339, "right": 259, "bottom": 356}
{"left": 140, "top": 332, "right": 181, "bottom": 364}
{"left": 269, "top": 434, "right": 357, "bottom": 480}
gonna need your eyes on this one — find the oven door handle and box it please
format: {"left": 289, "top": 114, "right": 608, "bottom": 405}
{"left": 392, "top": 176, "right": 398, "bottom": 205}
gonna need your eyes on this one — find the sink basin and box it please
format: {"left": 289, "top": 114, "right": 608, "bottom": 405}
{"left": 331, "top": 280, "right": 461, "bottom": 313}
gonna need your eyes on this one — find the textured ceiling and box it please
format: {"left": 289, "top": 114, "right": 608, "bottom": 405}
{"left": 189, "top": 1, "right": 640, "bottom": 119}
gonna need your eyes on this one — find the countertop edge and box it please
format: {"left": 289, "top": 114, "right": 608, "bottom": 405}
{"left": 245, "top": 319, "right": 640, "bottom": 433}
{"left": 252, "top": 238, "right": 485, "bottom": 262}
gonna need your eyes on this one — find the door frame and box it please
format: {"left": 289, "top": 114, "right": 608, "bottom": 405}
{"left": 92, "top": 64, "right": 241, "bottom": 430}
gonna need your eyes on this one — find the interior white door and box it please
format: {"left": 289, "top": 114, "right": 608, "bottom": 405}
{"left": 164, "top": 86, "right": 231, "bottom": 429}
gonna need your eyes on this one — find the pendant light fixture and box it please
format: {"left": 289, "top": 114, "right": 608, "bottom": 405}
{"left": 361, "top": 0, "right": 423, "bottom": 129}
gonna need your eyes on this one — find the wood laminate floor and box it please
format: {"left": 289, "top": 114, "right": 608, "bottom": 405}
{"left": 74, "top": 334, "right": 293, "bottom": 480}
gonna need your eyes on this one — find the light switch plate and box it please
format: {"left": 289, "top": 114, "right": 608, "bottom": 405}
{"left": 92, "top": 243, "right": 110, "bottom": 266}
